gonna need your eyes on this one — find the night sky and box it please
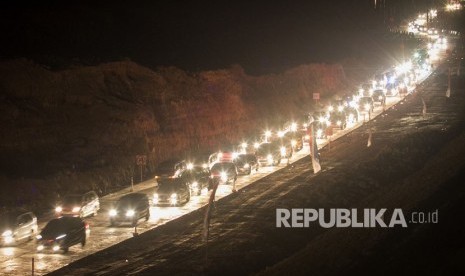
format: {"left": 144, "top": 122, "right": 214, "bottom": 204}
{"left": 0, "top": 0, "right": 425, "bottom": 74}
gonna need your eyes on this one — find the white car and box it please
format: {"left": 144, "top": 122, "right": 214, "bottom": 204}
{"left": 0, "top": 210, "right": 38, "bottom": 246}
{"left": 55, "top": 191, "right": 100, "bottom": 218}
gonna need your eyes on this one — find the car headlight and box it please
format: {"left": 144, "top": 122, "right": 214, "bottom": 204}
{"left": 109, "top": 209, "right": 117, "bottom": 216}
{"left": 243, "top": 163, "right": 250, "bottom": 169}
{"left": 36, "top": 234, "right": 42, "bottom": 240}
{"left": 72, "top": 207, "right": 81, "bottom": 213}
{"left": 126, "top": 210, "right": 135, "bottom": 217}
{"left": 37, "top": 245, "right": 44, "bottom": 251}
{"left": 220, "top": 172, "right": 227, "bottom": 182}
{"left": 290, "top": 122, "right": 297, "bottom": 131}
{"left": 280, "top": 147, "right": 286, "bottom": 157}
{"left": 170, "top": 193, "right": 178, "bottom": 204}
{"left": 153, "top": 193, "right": 159, "bottom": 204}
{"left": 2, "top": 230, "right": 12, "bottom": 237}
{"left": 55, "top": 206, "right": 62, "bottom": 213}
{"left": 53, "top": 245, "right": 60, "bottom": 251}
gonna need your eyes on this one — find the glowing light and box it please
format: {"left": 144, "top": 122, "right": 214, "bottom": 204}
{"left": 291, "top": 140, "right": 297, "bottom": 147}
{"left": 153, "top": 193, "right": 159, "bottom": 204}
{"left": 290, "top": 122, "right": 297, "bottom": 132}
{"left": 267, "top": 154, "right": 273, "bottom": 163}
{"left": 220, "top": 172, "right": 227, "bottom": 182}
{"left": 170, "top": 193, "right": 178, "bottom": 205}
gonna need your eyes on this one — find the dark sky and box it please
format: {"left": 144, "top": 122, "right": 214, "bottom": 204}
{"left": 0, "top": 0, "right": 425, "bottom": 74}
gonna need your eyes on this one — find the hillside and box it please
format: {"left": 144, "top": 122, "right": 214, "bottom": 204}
{"left": 0, "top": 59, "right": 346, "bottom": 211}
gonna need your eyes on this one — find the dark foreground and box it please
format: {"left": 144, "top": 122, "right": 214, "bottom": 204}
{"left": 51, "top": 51, "right": 465, "bottom": 275}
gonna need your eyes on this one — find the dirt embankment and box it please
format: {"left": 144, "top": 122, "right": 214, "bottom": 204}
{"left": 0, "top": 59, "right": 345, "bottom": 211}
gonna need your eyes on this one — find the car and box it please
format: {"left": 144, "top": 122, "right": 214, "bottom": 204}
{"left": 209, "top": 162, "right": 238, "bottom": 188}
{"left": 55, "top": 191, "right": 100, "bottom": 218}
{"left": 275, "top": 138, "right": 293, "bottom": 158}
{"left": 179, "top": 165, "right": 210, "bottom": 195}
{"left": 154, "top": 159, "right": 187, "bottom": 184}
{"left": 0, "top": 210, "right": 38, "bottom": 246}
{"left": 360, "top": 82, "right": 374, "bottom": 96}
{"left": 184, "top": 152, "right": 210, "bottom": 170}
{"left": 109, "top": 193, "right": 150, "bottom": 226}
{"left": 36, "top": 216, "right": 87, "bottom": 253}
{"left": 312, "top": 120, "right": 329, "bottom": 139}
{"left": 358, "top": 96, "right": 374, "bottom": 113}
{"left": 284, "top": 131, "right": 304, "bottom": 152}
{"left": 234, "top": 153, "right": 259, "bottom": 175}
{"left": 311, "top": 111, "right": 329, "bottom": 123}
{"left": 372, "top": 89, "right": 386, "bottom": 105}
{"left": 385, "top": 83, "right": 399, "bottom": 96}
{"left": 328, "top": 111, "right": 347, "bottom": 129}
{"left": 343, "top": 105, "right": 359, "bottom": 124}
{"left": 153, "top": 181, "right": 191, "bottom": 206}
{"left": 208, "top": 162, "right": 237, "bottom": 190}
{"left": 256, "top": 142, "right": 281, "bottom": 166}
{"left": 298, "top": 113, "right": 313, "bottom": 130}
{"left": 208, "top": 149, "right": 240, "bottom": 167}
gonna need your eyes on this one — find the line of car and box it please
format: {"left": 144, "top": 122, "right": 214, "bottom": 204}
{"left": 0, "top": 15, "right": 449, "bottom": 256}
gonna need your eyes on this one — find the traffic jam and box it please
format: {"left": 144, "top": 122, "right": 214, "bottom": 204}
{"left": 0, "top": 10, "right": 455, "bottom": 275}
